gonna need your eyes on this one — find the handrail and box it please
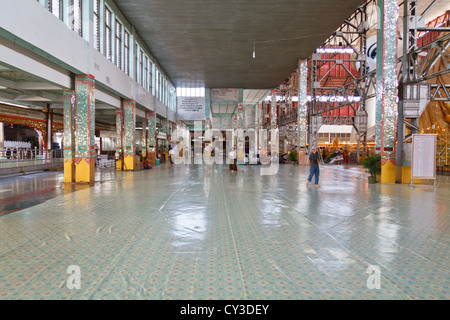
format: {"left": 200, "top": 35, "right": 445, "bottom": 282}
{"left": 0, "top": 148, "right": 63, "bottom": 162}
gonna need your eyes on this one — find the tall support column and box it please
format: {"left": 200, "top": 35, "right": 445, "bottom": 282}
{"left": 376, "top": 0, "right": 399, "bottom": 183}
{"left": 46, "top": 105, "right": 53, "bottom": 151}
{"left": 0, "top": 122, "right": 4, "bottom": 150}
{"left": 142, "top": 116, "right": 148, "bottom": 158}
{"left": 147, "top": 111, "right": 156, "bottom": 151}
{"left": 297, "top": 59, "right": 308, "bottom": 165}
{"left": 63, "top": 90, "right": 75, "bottom": 183}
{"left": 74, "top": 75, "right": 96, "bottom": 184}
{"left": 270, "top": 90, "right": 277, "bottom": 129}
{"left": 237, "top": 104, "right": 244, "bottom": 162}
{"left": 257, "top": 103, "right": 262, "bottom": 150}
{"left": 147, "top": 111, "right": 156, "bottom": 166}
{"left": 115, "top": 107, "right": 123, "bottom": 171}
{"left": 123, "top": 99, "right": 136, "bottom": 171}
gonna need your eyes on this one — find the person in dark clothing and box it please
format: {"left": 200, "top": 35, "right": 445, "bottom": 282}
{"left": 307, "top": 146, "right": 320, "bottom": 188}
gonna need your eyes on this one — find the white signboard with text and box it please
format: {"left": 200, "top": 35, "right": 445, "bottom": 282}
{"left": 411, "top": 134, "right": 436, "bottom": 180}
{"left": 176, "top": 97, "right": 205, "bottom": 120}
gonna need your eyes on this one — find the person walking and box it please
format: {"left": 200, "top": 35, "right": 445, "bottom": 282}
{"left": 307, "top": 146, "right": 320, "bottom": 188}
{"left": 228, "top": 146, "right": 237, "bottom": 172}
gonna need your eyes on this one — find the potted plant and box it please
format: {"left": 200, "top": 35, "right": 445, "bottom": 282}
{"left": 362, "top": 154, "right": 381, "bottom": 183}
{"left": 288, "top": 150, "right": 298, "bottom": 164}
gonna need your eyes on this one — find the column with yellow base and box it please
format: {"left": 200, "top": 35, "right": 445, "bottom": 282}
{"left": 375, "top": 0, "right": 398, "bottom": 183}
{"left": 381, "top": 156, "right": 396, "bottom": 183}
{"left": 123, "top": 100, "right": 136, "bottom": 171}
{"left": 74, "top": 74, "right": 96, "bottom": 184}
{"left": 63, "top": 89, "right": 75, "bottom": 183}
{"left": 115, "top": 108, "right": 123, "bottom": 171}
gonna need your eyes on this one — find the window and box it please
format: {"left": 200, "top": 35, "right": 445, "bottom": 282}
{"left": 115, "top": 20, "right": 122, "bottom": 69}
{"left": 124, "top": 31, "right": 130, "bottom": 75}
{"left": 148, "top": 61, "right": 153, "bottom": 92}
{"left": 139, "top": 50, "right": 144, "bottom": 86}
{"left": 48, "top": 0, "right": 62, "bottom": 19}
{"left": 93, "top": 0, "right": 100, "bottom": 51}
{"left": 144, "top": 56, "right": 148, "bottom": 90}
{"left": 176, "top": 87, "right": 205, "bottom": 97}
{"left": 71, "top": 0, "right": 82, "bottom": 36}
{"left": 155, "top": 69, "right": 159, "bottom": 98}
{"left": 105, "top": 7, "right": 112, "bottom": 60}
{"left": 135, "top": 44, "right": 139, "bottom": 81}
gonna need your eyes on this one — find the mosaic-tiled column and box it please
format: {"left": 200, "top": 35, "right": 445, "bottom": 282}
{"left": 162, "top": 118, "right": 168, "bottom": 148}
{"left": 115, "top": 108, "right": 123, "bottom": 171}
{"left": 297, "top": 60, "right": 308, "bottom": 165}
{"left": 74, "top": 75, "right": 95, "bottom": 184}
{"left": 270, "top": 90, "right": 279, "bottom": 158}
{"left": 257, "top": 103, "right": 262, "bottom": 151}
{"left": 271, "top": 90, "right": 277, "bottom": 129}
{"left": 63, "top": 89, "right": 75, "bottom": 183}
{"left": 147, "top": 112, "right": 156, "bottom": 151}
{"left": 0, "top": 122, "right": 4, "bottom": 150}
{"left": 237, "top": 105, "right": 245, "bottom": 162}
{"left": 142, "top": 117, "right": 148, "bottom": 158}
{"left": 123, "top": 100, "right": 136, "bottom": 171}
{"left": 376, "top": 0, "right": 398, "bottom": 183}
{"left": 147, "top": 111, "right": 157, "bottom": 166}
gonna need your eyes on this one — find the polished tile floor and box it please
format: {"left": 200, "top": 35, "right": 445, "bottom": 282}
{"left": 0, "top": 163, "right": 449, "bottom": 299}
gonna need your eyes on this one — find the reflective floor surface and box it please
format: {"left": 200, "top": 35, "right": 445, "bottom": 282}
{"left": 0, "top": 164, "right": 449, "bottom": 299}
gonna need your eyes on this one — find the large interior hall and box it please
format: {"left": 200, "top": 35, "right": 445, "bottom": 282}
{"left": 0, "top": 0, "right": 449, "bottom": 302}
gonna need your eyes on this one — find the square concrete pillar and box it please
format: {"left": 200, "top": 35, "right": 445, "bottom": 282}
{"left": 375, "top": 0, "right": 399, "bottom": 183}
{"left": 63, "top": 89, "right": 75, "bottom": 183}
{"left": 74, "top": 75, "right": 96, "bottom": 184}
{"left": 123, "top": 100, "right": 136, "bottom": 171}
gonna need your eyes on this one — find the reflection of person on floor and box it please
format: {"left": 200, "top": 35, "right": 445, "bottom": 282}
{"left": 168, "top": 146, "right": 175, "bottom": 167}
{"left": 307, "top": 146, "right": 320, "bottom": 188}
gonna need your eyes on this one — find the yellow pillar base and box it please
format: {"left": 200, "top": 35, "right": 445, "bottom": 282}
{"left": 124, "top": 155, "right": 135, "bottom": 171}
{"left": 75, "top": 158, "right": 95, "bottom": 184}
{"left": 116, "top": 159, "right": 123, "bottom": 171}
{"left": 64, "top": 160, "right": 75, "bottom": 183}
{"left": 380, "top": 161, "right": 396, "bottom": 184}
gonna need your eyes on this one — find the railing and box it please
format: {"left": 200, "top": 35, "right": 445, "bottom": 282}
{"left": 0, "top": 149, "right": 63, "bottom": 171}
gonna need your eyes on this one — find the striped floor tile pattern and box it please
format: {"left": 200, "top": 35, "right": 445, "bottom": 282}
{"left": 0, "top": 163, "right": 449, "bottom": 299}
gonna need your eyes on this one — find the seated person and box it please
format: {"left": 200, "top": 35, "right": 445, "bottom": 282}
{"left": 143, "top": 156, "right": 151, "bottom": 169}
